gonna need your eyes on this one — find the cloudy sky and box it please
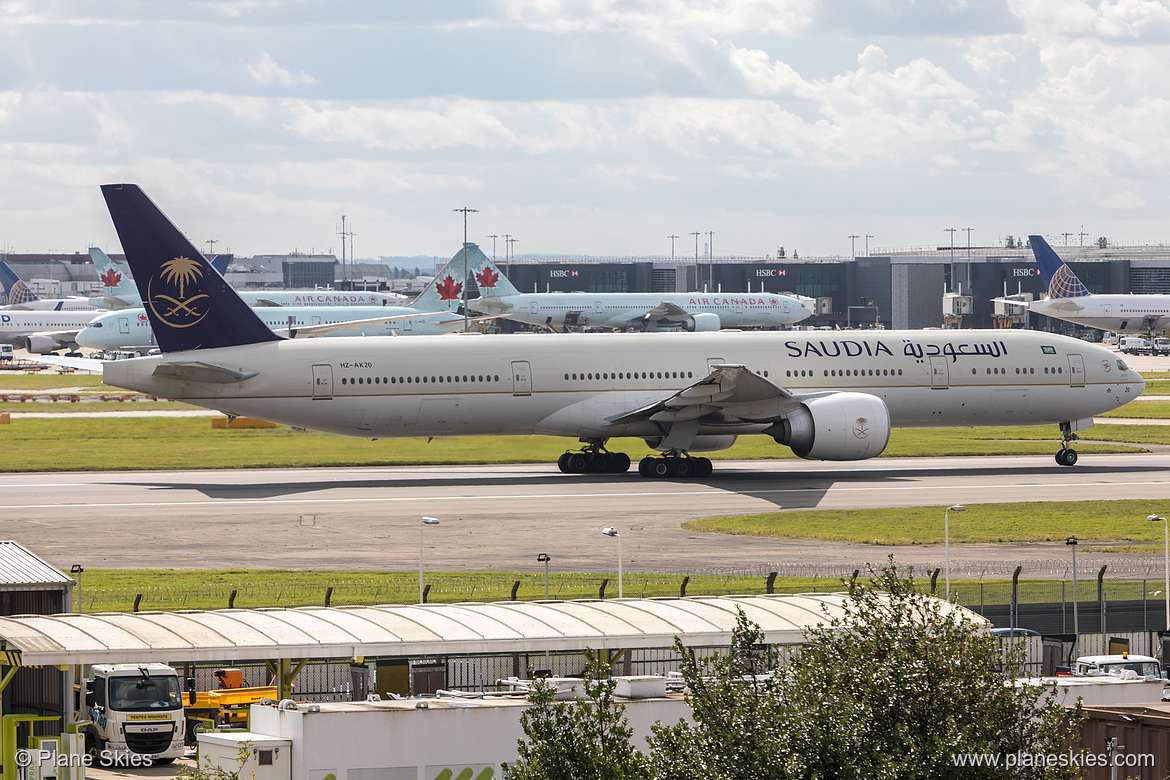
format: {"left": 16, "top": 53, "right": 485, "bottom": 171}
{"left": 3, "top": 0, "right": 1170, "bottom": 261}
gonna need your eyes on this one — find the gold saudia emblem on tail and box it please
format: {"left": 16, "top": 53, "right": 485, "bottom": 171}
{"left": 148, "top": 255, "right": 209, "bottom": 328}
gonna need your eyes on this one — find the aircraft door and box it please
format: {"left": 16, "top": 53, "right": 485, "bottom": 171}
{"left": 312, "top": 364, "right": 333, "bottom": 400}
{"left": 118, "top": 317, "right": 130, "bottom": 335}
{"left": 1067, "top": 354, "right": 1085, "bottom": 387}
{"left": 1104, "top": 304, "right": 1112, "bottom": 318}
{"left": 929, "top": 356, "right": 949, "bottom": 389}
{"left": 312, "top": 315, "right": 322, "bottom": 326}
{"left": 511, "top": 360, "right": 532, "bottom": 396}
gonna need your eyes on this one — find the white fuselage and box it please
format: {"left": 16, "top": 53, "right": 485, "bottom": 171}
{"left": 102, "top": 329, "right": 1143, "bottom": 445}
{"left": 1030, "top": 294, "right": 1170, "bottom": 334}
{"left": 471, "top": 292, "right": 810, "bottom": 329}
{"left": 0, "top": 309, "right": 98, "bottom": 348}
{"left": 78, "top": 306, "right": 464, "bottom": 351}
{"left": 3, "top": 298, "right": 95, "bottom": 311}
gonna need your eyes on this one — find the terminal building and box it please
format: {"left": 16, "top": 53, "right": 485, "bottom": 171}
{"left": 7, "top": 237, "right": 1170, "bottom": 335}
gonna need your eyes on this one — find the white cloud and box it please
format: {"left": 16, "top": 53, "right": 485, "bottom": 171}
{"left": 1098, "top": 190, "right": 1147, "bottom": 209}
{"left": 247, "top": 51, "right": 318, "bottom": 88}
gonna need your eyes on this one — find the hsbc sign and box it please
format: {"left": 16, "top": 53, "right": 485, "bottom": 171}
{"left": 755, "top": 269, "right": 787, "bottom": 277}
{"left": 548, "top": 269, "right": 580, "bottom": 278}
{"left": 1012, "top": 268, "right": 1040, "bottom": 277}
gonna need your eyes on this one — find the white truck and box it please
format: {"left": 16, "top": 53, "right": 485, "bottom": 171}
{"left": 82, "top": 663, "right": 187, "bottom": 765}
{"left": 1072, "top": 653, "right": 1163, "bottom": 679}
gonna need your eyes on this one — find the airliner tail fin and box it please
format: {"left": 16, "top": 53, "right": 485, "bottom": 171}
{"left": 1029, "top": 234, "right": 1090, "bottom": 299}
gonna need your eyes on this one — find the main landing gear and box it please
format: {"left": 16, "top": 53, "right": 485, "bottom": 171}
{"left": 557, "top": 442, "right": 632, "bottom": 474}
{"left": 1055, "top": 421, "right": 1079, "bottom": 467}
{"left": 638, "top": 452, "right": 713, "bottom": 479}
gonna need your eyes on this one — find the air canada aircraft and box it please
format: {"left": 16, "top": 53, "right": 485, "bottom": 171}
{"left": 88, "top": 247, "right": 402, "bottom": 310}
{"left": 1013, "top": 236, "right": 1170, "bottom": 335}
{"left": 95, "top": 184, "right": 1144, "bottom": 478}
{"left": 76, "top": 253, "right": 477, "bottom": 352}
{"left": 463, "top": 246, "right": 811, "bottom": 331}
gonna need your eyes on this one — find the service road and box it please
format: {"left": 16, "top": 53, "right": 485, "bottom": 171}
{"left": 6, "top": 452, "right": 1170, "bottom": 573}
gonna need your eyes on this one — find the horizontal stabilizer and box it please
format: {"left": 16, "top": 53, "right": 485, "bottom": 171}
{"left": 153, "top": 361, "right": 259, "bottom": 383}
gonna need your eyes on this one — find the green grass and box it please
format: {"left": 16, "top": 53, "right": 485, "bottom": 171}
{"left": 0, "top": 373, "right": 108, "bottom": 390}
{"left": 0, "top": 417, "right": 1152, "bottom": 472}
{"left": 1100, "top": 400, "right": 1170, "bottom": 418}
{"left": 73, "top": 566, "right": 1160, "bottom": 612}
{"left": 683, "top": 499, "right": 1170, "bottom": 546}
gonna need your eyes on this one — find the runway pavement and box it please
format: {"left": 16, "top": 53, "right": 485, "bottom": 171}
{"left": 6, "top": 452, "right": 1170, "bottom": 574}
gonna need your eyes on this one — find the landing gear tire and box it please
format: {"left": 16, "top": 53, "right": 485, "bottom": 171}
{"left": 557, "top": 453, "right": 572, "bottom": 473}
{"left": 672, "top": 458, "right": 694, "bottom": 478}
{"left": 639, "top": 456, "right": 655, "bottom": 477}
{"left": 591, "top": 452, "right": 611, "bottom": 473}
{"left": 650, "top": 458, "right": 671, "bottom": 478}
{"left": 612, "top": 452, "right": 631, "bottom": 473}
{"left": 694, "top": 457, "right": 713, "bottom": 478}
{"left": 1056, "top": 448, "right": 1078, "bottom": 467}
{"left": 568, "top": 454, "right": 590, "bottom": 473}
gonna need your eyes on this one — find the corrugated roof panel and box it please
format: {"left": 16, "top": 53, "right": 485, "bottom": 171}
{"left": 0, "top": 594, "right": 988, "bottom": 667}
{"left": 0, "top": 541, "right": 73, "bottom": 589}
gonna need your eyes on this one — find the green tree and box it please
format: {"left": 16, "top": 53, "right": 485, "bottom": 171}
{"left": 648, "top": 560, "right": 1082, "bottom": 780}
{"left": 504, "top": 655, "right": 649, "bottom": 780}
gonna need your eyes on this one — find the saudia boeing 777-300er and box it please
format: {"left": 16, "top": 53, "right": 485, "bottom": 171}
{"left": 93, "top": 184, "right": 1144, "bottom": 478}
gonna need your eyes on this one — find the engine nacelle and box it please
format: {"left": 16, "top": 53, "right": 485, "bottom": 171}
{"left": 644, "top": 435, "right": 737, "bottom": 453}
{"left": 767, "top": 392, "right": 890, "bottom": 461}
{"left": 683, "top": 313, "right": 721, "bottom": 332}
{"left": 24, "top": 335, "right": 60, "bottom": 354}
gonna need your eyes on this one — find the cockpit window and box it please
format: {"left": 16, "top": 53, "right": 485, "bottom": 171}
{"left": 1117, "top": 359, "right": 1130, "bottom": 371}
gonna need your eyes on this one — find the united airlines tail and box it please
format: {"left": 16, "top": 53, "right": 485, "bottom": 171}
{"left": 101, "top": 184, "right": 282, "bottom": 352}
{"left": 0, "top": 261, "right": 42, "bottom": 307}
{"left": 1029, "top": 235, "right": 1090, "bottom": 299}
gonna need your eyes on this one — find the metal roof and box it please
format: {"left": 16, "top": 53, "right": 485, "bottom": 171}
{"left": 0, "top": 541, "right": 74, "bottom": 591}
{"left": 0, "top": 593, "right": 986, "bottom": 666}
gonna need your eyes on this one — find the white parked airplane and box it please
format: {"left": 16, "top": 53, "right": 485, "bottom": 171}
{"left": 1015, "top": 235, "right": 1170, "bottom": 335}
{"left": 0, "top": 308, "right": 97, "bottom": 353}
{"left": 88, "top": 247, "right": 402, "bottom": 309}
{"left": 77, "top": 253, "right": 477, "bottom": 351}
{"left": 93, "top": 184, "right": 1143, "bottom": 477}
{"left": 462, "top": 246, "right": 811, "bottom": 331}
{"left": 0, "top": 260, "right": 95, "bottom": 311}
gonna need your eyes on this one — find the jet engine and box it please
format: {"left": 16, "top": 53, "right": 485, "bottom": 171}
{"left": 645, "top": 435, "right": 737, "bottom": 453}
{"left": 24, "top": 335, "right": 61, "bottom": 354}
{"left": 765, "top": 392, "right": 890, "bottom": 460}
{"left": 683, "top": 313, "right": 720, "bottom": 332}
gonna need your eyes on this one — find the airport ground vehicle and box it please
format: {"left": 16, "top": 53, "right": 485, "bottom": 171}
{"left": 82, "top": 663, "right": 277, "bottom": 763}
{"left": 0, "top": 344, "right": 11, "bottom": 360}
{"left": 1071, "top": 653, "right": 1164, "bottom": 678}
{"left": 1119, "top": 336, "right": 1153, "bottom": 354}
{"left": 82, "top": 663, "right": 187, "bottom": 764}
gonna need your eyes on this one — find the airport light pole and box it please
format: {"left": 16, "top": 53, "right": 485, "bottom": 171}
{"left": 601, "top": 527, "right": 622, "bottom": 598}
{"left": 706, "top": 231, "right": 715, "bottom": 290}
{"left": 668, "top": 235, "right": 679, "bottom": 259}
{"left": 849, "top": 234, "right": 859, "bottom": 257}
{"left": 944, "top": 505, "right": 964, "bottom": 600}
{"left": 690, "top": 232, "right": 701, "bottom": 290}
{"left": 537, "top": 553, "right": 551, "bottom": 600}
{"left": 945, "top": 228, "right": 957, "bottom": 292}
{"left": 70, "top": 564, "right": 84, "bottom": 614}
{"left": 488, "top": 234, "right": 499, "bottom": 262}
{"left": 865, "top": 234, "right": 874, "bottom": 257}
{"left": 453, "top": 208, "right": 478, "bottom": 331}
{"left": 419, "top": 517, "right": 440, "bottom": 603}
{"left": 1067, "top": 535, "right": 1079, "bottom": 641}
{"left": 1149, "top": 514, "right": 1168, "bottom": 628}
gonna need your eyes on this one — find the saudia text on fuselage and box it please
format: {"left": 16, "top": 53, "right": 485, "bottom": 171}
{"left": 785, "top": 338, "right": 1010, "bottom": 363}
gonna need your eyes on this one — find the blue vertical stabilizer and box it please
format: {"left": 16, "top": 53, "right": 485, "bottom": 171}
{"left": 101, "top": 184, "right": 283, "bottom": 352}
{"left": 1029, "top": 235, "right": 1090, "bottom": 299}
{"left": 0, "top": 260, "right": 40, "bottom": 306}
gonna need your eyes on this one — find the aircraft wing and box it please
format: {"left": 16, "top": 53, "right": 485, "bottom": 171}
{"left": 608, "top": 364, "right": 804, "bottom": 426}
{"left": 275, "top": 311, "right": 498, "bottom": 338}
{"left": 24, "top": 353, "right": 105, "bottom": 373}
{"left": 470, "top": 297, "right": 513, "bottom": 314}
{"left": 630, "top": 301, "right": 690, "bottom": 327}
{"left": 1037, "top": 298, "right": 1086, "bottom": 312}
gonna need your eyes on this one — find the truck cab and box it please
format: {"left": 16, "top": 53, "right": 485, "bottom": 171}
{"left": 83, "top": 663, "right": 187, "bottom": 765}
{"left": 1071, "top": 653, "right": 1164, "bottom": 680}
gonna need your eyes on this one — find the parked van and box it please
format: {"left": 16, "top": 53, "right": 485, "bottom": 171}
{"left": 1155, "top": 337, "right": 1170, "bottom": 355}
{"left": 0, "top": 344, "right": 12, "bottom": 361}
{"left": 1119, "top": 336, "right": 1151, "bottom": 355}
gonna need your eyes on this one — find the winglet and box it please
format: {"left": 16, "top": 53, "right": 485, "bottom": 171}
{"left": 1029, "top": 234, "right": 1090, "bottom": 299}
{"left": 101, "top": 184, "right": 283, "bottom": 352}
